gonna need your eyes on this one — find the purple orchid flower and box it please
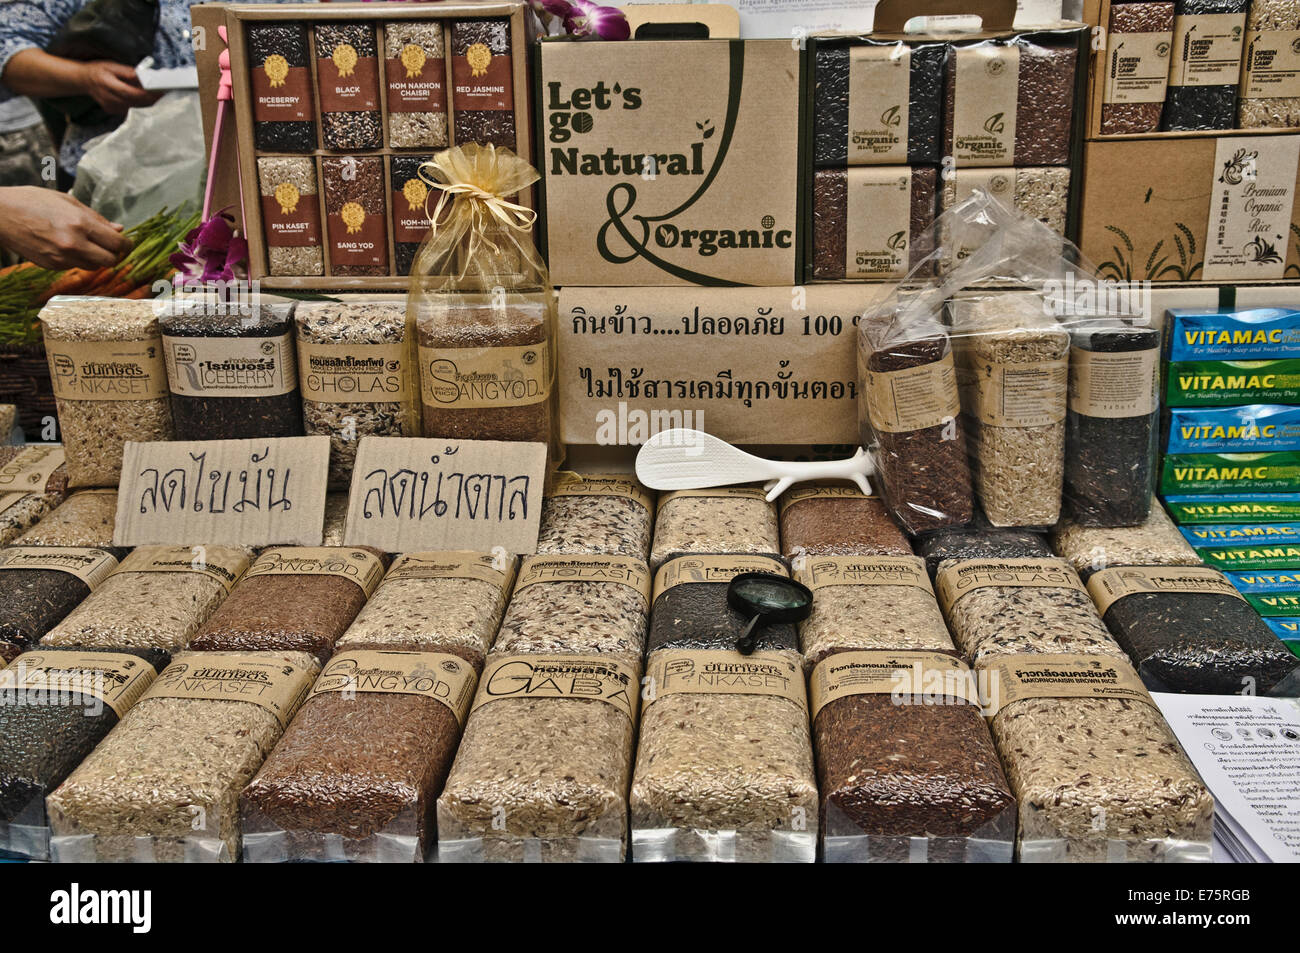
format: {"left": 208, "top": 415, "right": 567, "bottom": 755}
{"left": 564, "top": 4, "right": 630, "bottom": 40}
{"left": 169, "top": 208, "right": 249, "bottom": 284}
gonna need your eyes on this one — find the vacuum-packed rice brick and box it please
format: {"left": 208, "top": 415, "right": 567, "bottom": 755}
{"left": 1051, "top": 502, "right": 1201, "bottom": 576}
{"left": 537, "top": 473, "right": 654, "bottom": 560}
{"left": 649, "top": 488, "right": 780, "bottom": 571}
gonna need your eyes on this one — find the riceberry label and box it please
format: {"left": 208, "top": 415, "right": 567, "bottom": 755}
{"left": 381, "top": 551, "right": 516, "bottom": 591}
{"left": 418, "top": 343, "right": 550, "bottom": 409}
{"left": 866, "top": 352, "right": 961, "bottom": 433}
{"left": 114, "top": 545, "right": 251, "bottom": 594}
{"left": 0, "top": 546, "right": 118, "bottom": 590}
{"left": 936, "top": 558, "right": 1086, "bottom": 614}
{"left": 969, "top": 359, "right": 1069, "bottom": 428}
{"left": 261, "top": 188, "right": 322, "bottom": 249}
{"left": 1104, "top": 31, "right": 1174, "bottom": 104}
{"left": 847, "top": 45, "right": 910, "bottom": 164}
{"left": 252, "top": 61, "right": 312, "bottom": 121}
{"left": 162, "top": 333, "right": 297, "bottom": 398}
{"left": 652, "top": 554, "right": 787, "bottom": 601}
{"left": 643, "top": 649, "right": 806, "bottom": 711}
{"left": 47, "top": 339, "right": 168, "bottom": 402}
{"left": 245, "top": 547, "right": 385, "bottom": 597}
{"left": 472, "top": 653, "right": 639, "bottom": 722}
{"left": 310, "top": 650, "right": 476, "bottom": 725}
{"left": 452, "top": 46, "right": 513, "bottom": 110}
{"left": 809, "top": 650, "right": 978, "bottom": 719}
{"left": 976, "top": 652, "right": 1156, "bottom": 719}
{"left": 144, "top": 653, "right": 314, "bottom": 729}
{"left": 795, "top": 555, "right": 932, "bottom": 595}
{"left": 1243, "top": 30, "right": 1300, "bottom": 98}
{"left": 2, "top": 650, "right": 158, "bottom": 719}
{"left": 951, "top": 45, "right": 1018, "bottom": 166}
{"left": 1087, "top": 565, "right": 1246, "bottom": 616}
{"left": 514, "top": 554, "right": 650, "bottom": 603}
{"left": 298, "top": 340, "right": 412, "bottom": 405}
{"left": 387, "top": 48, "right": 447, "bottom": 114}
{"left": 317, "top": 47, "right": 379, "bottom": 112}
{"left": 1170, "top": 13, "right": 1247, "bottom": 87}
{"left": 845, "top": 168, "right": 913, "bottom": 278}
{"left": 1068, "top": 347, "right": 1160, "bottom": 418}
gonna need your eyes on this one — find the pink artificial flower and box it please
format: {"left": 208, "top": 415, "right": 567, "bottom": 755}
{"left": 565, "top": 4, "right": 630, "bottom": 39}
{"left": 169, "top": 208, "right": 249, "bottom": 284}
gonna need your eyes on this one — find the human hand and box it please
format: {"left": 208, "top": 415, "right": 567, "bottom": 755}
{"left": 79, "top": 60, "right": 162, "bottom": 115}
{"left": 0, "top": 188, "right": 131, "bottom": 270}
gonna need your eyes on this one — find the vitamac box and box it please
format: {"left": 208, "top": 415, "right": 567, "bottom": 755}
{"left": 1166, "top": 404, "right": 1300, "bottom": 454}
{"left": 1263, "top": 617, "right": 1300, "bottom": 653}
{"left": 1224, "top": 569, "right": 1300, "bottom": 615}
{"left": 1165, "top": 308, "right": 1300, "bottom": 362}
{"left": 1161, "top": 451, "right": 1300, "bottom": 495}
{"left": 1164, "top": 360, "right": 1300, "bottom": 406}
{"left": 1164, "top": 492, "right": 1300, "bottom": 523}
{"left": 198, "top": 3, "right": 533, "bottom": 291}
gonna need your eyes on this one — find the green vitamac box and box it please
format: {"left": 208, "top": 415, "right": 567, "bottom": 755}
{"left": 1164, "top": 360, "right": 1300, "bottom": 407}
{"left": 1160, "top": 452, "right": 1300, "bottom": 495}
{"left": 1197, "top": 543, "right": 1300, "bottom": 571}
{"left": 1163, "top": 494, "right": 1300, "bottom": 523}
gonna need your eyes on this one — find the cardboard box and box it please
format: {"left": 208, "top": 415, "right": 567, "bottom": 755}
{"left": 1164, "top": 492, "right": 1300, "bottom": 522}
{"left": 1167, "top": 404, "right": 1300, "bottom": 453}
{"left": 1161, "top": 450, "right": 1300, "bottom": 494}
{"left": 1165, "top": 306, "right": 1300, "bottom": 360}
{"left": 535, "top": 36, "right": 803, "bottom": 286}
{"left": 556, "top": 284, "right": 894, "bottom": 445}
{"left": 1165, "top": 358, "right": 1300, "bottom": 405}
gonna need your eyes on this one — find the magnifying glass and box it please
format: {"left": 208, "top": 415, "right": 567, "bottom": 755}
{"left": 727, "top": 573, "right": 814, "bottom": 656}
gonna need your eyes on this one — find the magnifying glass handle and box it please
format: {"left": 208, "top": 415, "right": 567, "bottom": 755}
{"left": 735, "top": 614, "right": 762, "bottom": 656}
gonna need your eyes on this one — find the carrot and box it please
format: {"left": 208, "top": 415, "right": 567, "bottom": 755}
{"left": 0, "top": 262, "right": 36, "bottom": 278}
{"left": 124, "top": 285, "right": 153, "bottom": 299}
{"left": 37, "top": 268, "right": 101, "bottom": 304}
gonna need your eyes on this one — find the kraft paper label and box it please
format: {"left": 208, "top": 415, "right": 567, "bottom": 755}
{"left": 114, "top": 545, "right": 250, "bottom": 594}
{"left": 298, "top": 340, "right": 413, "bottom": 405}
{"left": 514, "top": 554, "right": 650, "bottom": 603}
{"left": 549, "top": 472, "right": 654, "bottom": 514}
{"left": 0, "top": 445, "right": 64, "bottom": 518}
{"left": 779, "top": 484, "right": 871, "bottom": 513}
{"left": 970, "top": 358, "right": 1069, "bottom": 427}
{"left": 381, "top": 551, "right": 516, "bottom": 591}
{"left": 472, "top": 653, "right": 639, "bottom": 722}
{"left": 847, "top": 45, "right": 910, "bottom": 164}
{"left": 951, "top": 44, "right": 1018, "bottom": 166}
{"left": 643, "top": 649, "right": 806, "bottom": 712}
{"left": 1068, "top": 347, "right": 1160, "bottom": 418}
{"left": 1171, "top": 13, "right": 1247, "bottom": 87}
{"left": 386, "top": 52, "right": 446, "bottom": 114}
{"left": 1203, "top": 135, "right": 1300, "bottom": 282}
{"left": 162, "top": 333, "right": 297, "bottom": 398}
{"left": 1, "top": 650, "right": 157, "bottom": 719}
{"left": 310, "top": 650, "right": 476, "bottom": 725}
{"left": 795, "top": 555, "right": 933, "bottom": 595}
{"left": 652, "top": 554, "right": 787, "bottom": 601}
{"left": 317, "top": 52, "right": 379, "bottom": 112}
{"left": 245, "top": 547, "right": 385, "bottom": 597}
{"left": 252, "top": 63, "right": 312, "bottom": 121}
{"left": 452, "top": 50, "right": 513, "bottom": 110}
{"left": 0, "top": 546, "right": 118, "bottom": 590}
{"left": 936, "top": 558, "right": 1086, "bottom": 614}
{"left": 418, "top": 343, "right": 550, "bottom": 409}
{"left": 47, "top": 338, "right": 168, "bottom": 402}
{"left": 1244, "top": 30, "right": 1300, "bottom": 99}
{"left": 866, "top": 353, "right": 962, "bottom": 433}
{"left": 392, "top": 174, "right": 434, "bottom": 245}
{"left": 1104, "top": 31, "right": 1174, "bottom": 104}
{"left": 809, "top": 650, "right": 979, "bottom": 720}
{"left": 977, "top": 652, "right": 1156, "bottom": 719}
{"left": 1087, "top": 565, "right": 1247, "bottom": 616}
{"left": 261, "top": 192, "right": 321, "bottom": 249}
{"left": 657, "top": 486, "right": 770, "bottom": 510}
{"left": 328, "top": 208, "right": 387, "bottom": 270}
{"left": 143, "top": 653, "right": 314, "bottom": 729}
{"left": 845, "top": 168, "right": 912, "bottom": 278}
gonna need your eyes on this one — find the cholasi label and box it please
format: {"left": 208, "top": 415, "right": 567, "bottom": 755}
{"left": 1068, "top": 347, "right": 1159, "bottom": 418}
{"left": 1087, "top": 565, "right": 1244, "bottom": 616}
{"left": 162, "top": 333, "right": 297, "bottom": 398}
{"left": 245, "top": 547, "right": 385, "bottom": 598}
{"left": 1170, "top": 13, "right": 1247, "bottom": 87}
{"left": 643, "top": 649, "right": 806, "bottom": 711}
{"left": 471, "top": 653, "right": 638, "bottom": 722}
{"left": 970, "top": 359, "right": 1069, "bottom": 427}
{"left": 298, "top": 340, "right": 412, "bottom": 405}
{"left": 845, "top": 168, "right": 912, "bottom": 278}
{"left": 514, "top": 554, "right": 650, "bottom": 603}
{"left": 418, "top": 343, "right": 550, "bottom": 409}
{"left": 1, "top": 650, "right": 157, "bottom": 719}
{"left": 951, "top": 44, "right": 1018, "bottom": 166}
{"left": 1202, "top": 136, "right": 1300, "bottom": 282}
{"left": 976, "top": 652, "right": 1156, "bottom": 719}
{"left": 252, "top": 60, "right": 312, "bottom": 121}
{"left": 652, "top": 554, "right": 787, "bottom": 600}
{"left": 46, "top": 338, "right": 168, "bottom": 401}
{"left": 309, "top": 650, "right": 476, "bottom": 726}
{"left": 1243, "top": 30, "right": 1300, "bottom": 98}
{"left": 381, "top": 551, "right": 515, "bottom": 591}
{"left": 143, "top": 653, "right": 313, "bottom": 729}
{"left": 549, "top": 472, "right": 653, "bottom": 513}
{"left": 809, "top": 650, "right": 978, "bottom": 720}
{"left": 936, "top": 558, "right": 1085, "bottom": 615}
{"left": 1161, "top": 452, "right": 1300, "bottom": 495}
{"left": 866, "top": 352, "right": 961, "bottom": 433}
{"left": 0, "top": 445, "right": 65, "bottom": 518}
{"left": 847, "top": 44, "right": 910, "bottom": 164}
{"left": 1166, "top": 360, "right": 1300, "bottom": 405}
{"left": 0, "top": 546, "right": 118, "bottom": 590}
{"left": 795, "top": 554, "right": 932, "bottom": 595}
{"left": 113, "top": 546, "right": 250, "bottom": 594}
{"left": 1104, "top": 30, "right": 1173, "bottom": 104}
{"left": 657, "top": 486, "right": 769, "bottom": 510}
{"left": 387, "top": 47, "right": 446, "bottom": 114}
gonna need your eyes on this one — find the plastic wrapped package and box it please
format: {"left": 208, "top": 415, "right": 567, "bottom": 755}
{"left": 247, "top": 22, "right": 316, "bottom": 152}
{"left": 980, "top": 653, "right": 1214, "bottom": 862}
{"left": 537, "top": 473, "right": 654, "bottom": 560}
{"left": 314, "top": 23, "right": 382, "bottom": 151}
{"left": 1240, "top": 0, "right": 1300, "bottom": 127}
{"left": 1163, "top": 0, "right": 1247, "bottom": 130}
{"left": 322, "top": 156, "right": 389, "bottom": 278}
{"left": 1051, "top": 503, "right": 1201, "bottom": 576}
{"left": 190, "top": 548, "right": 385, "bottom": 662}
{"left": 811, "top": 167, "right": 938, "bottom": 280}
{"left": 938, "top": 168, "right": 1071, "bottom": 274}
{"left": 631, "top": 557, "right": 817, "bottom": 862}
{"left": 0, "top": 647, "right": 168, "bottom": 860}
{"left": 779, "top": 486, "right": 911, "bottom": 559}
{"left": 16, "top": 490, "right": 117, "bottom": 547}
{"left": 0, "top": 446, "right": 69, "bottom": 546}
{"left": 1085, "top": 565, "right": 1300, "bottom": 695}
{"left": 918, "top": 515, "right": 1052, "bottom": 575}
{"left": 449, "top": 19, "right": 515, "bottom": 149}
{"left": 0, "top": 547, "right": 121, "bottom": 659}
{"left": 42, "top": 546, "right": 251, "bottom": 652}
{"left": 936, "top": 556, "right": 1128, "bottom": 666}
{"left": 1101, "top": 2, "right": 1175, "bottom": 135}
{"left": 295, "top": 301, "right": 420, "bottom": 489}
{"left": 336, "top": 552, "right": 515, "bottom": 666}
{"left": 46, "top": 651, "right": 317, "bottom": 863}
{"left": 40, "top": 297, "right": 173, "bottom": 487}
{"left": 257, "top": 156, "right": 323, "bottom": 277}
{"left": 811, "top": 649, "right": 1016, "bottom": 862}
{"left": 241, "top": 646, "right": 479, "bottom": 863}
{"left": 385, "top": 22, "right": 448, "bottom": 149}
{"left": 649, "top": 487, "right": 781, "bottom": 571}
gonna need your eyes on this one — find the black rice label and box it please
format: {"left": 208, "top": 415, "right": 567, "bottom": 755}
{"left": 2, "top": 650, "right": 157, "bottom": 719}
{"left": 47, "top": 339, "right": 168, "bottom": 401}
{"left": 809, "top": 650, "right": 978, "bottom": 720}
{"left": 976, "top": 652, "right": 1156, "bottom": 719}
{"left": 1244, "top": 30, "right": 1300, "bottom": 98}
{"left": 1087, "top": 565, "right": 1246, "bottom": 616}
{"left": 514, "top": 554, "right": 650, "bottom": 603}
{"left": 866, "top": 353, "right": 961, "bottom": 433}
{"left": 0, "top": 546, "right": 118, "bottom": 590}
{"left": 652, "top": 554, "right": 787, "bottom": 600}
{"left": 310, "top": 650, "right": 476, "bottom": 725}
{"left": 936, "top": 558, "right": 1086, "bottom": 614}
{"left": 114, "top": 545, "right": 251, "bottom": 594}
{"left": 472, "top": 653, "right": 638, "bottom": 722}
{"left": 299, "top": 340, "right": 412, "bottom": 405}
{"left": 795, "top": 554, "right": 932, "bottom": 594}
{"left": 847, "top": 44, "right": 910, "bottom": 163}
{"left": 144, "top": 653, "right": 314, "bottom": 729}
{"left": 549, "top": 472, "right": 654, "bottom": 514}
{"left": 245, "top": 547, "right": 385, "bottom": 598}
{"left": 418, "top": 343, "right": 550, "bottom": 409}
{"left": 317, "top": 46, "right": 379, "bottom": 112}
{"left": 1068, "top": 347, "right": 1160, "bottom": 418}
{"left": 1104, "top": 31, "right": 1174, "bottom": 104}
{"left": 162, "top": 333, "right": 297, "bottom": 398}
{"left": 643, "top": 649, "right": 806, "bottom": 712}
{"left": 381, "top": 551, "right": 515, "bottom": 591}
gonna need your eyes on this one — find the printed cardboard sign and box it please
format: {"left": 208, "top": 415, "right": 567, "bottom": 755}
{"left": 343, "top": 436, "right": 547, "bottom": 554}
{"left": 1203, "top": 136, "right": 1300, "bottom": 282}
{"left": 537, "top": 39, "right": 800, "bottom": 286}
{"left": 113, "top": 437, "right": 330, "bottom": 547}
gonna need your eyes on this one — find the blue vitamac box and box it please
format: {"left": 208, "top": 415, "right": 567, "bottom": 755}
{"left": 1167, "top": 405, "right": 1300, "bottom": 454}
{"left": 1180, "top": 523, "right": 1300, "bottom": 547}
{"left": 1166, "top": 308, "right": 1300, "bottom": 361}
